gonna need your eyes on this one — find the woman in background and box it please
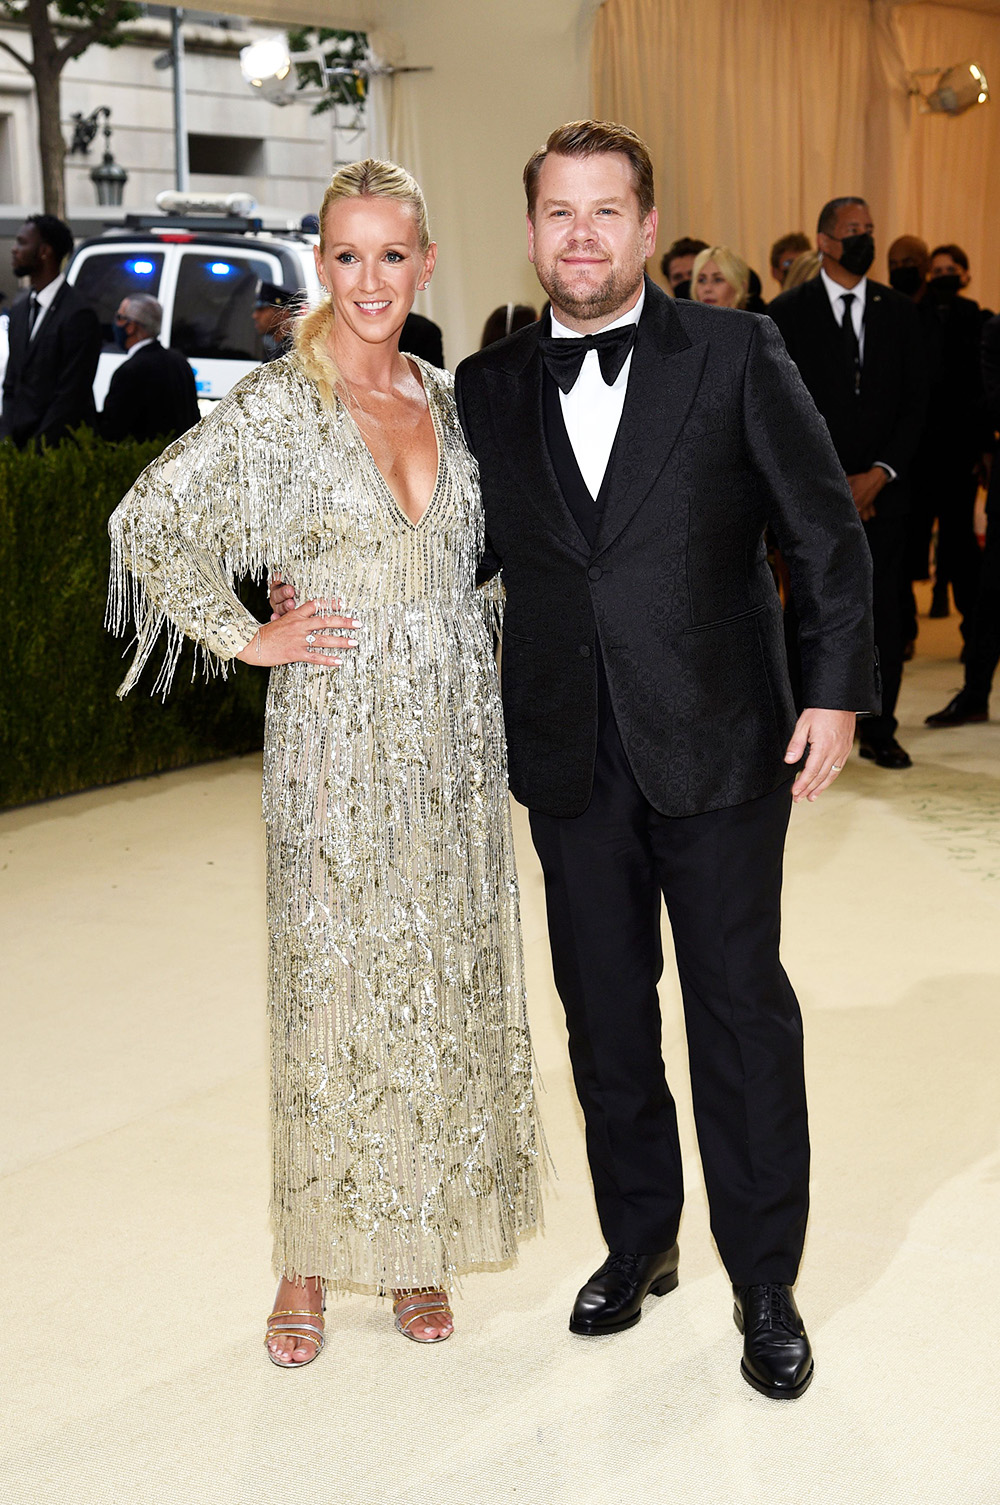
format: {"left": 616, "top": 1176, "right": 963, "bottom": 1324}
{"left": 691, "top": 245, "right": 751, "bottom": 310}
{"left": 108, "top": 159, "right": 539, "bottom": 1364}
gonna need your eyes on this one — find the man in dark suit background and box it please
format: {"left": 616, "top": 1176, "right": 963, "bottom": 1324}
{"left": 926, "top": 310, "right": 1000, "bottom": 726}
{"left": 401, "top": 309, "right": 445, "bottom": 367}
{"left": 769, "top": 197, "right": 927, "bottom": 768}
{"left": 913, "top": 245, "right": 991, "bottom": 633}
{"left": 0, "top": 214, "right": 101, "bottom": 448}
{"left": 99, "top": 294, "right": 200, "bottom": 443}
{"left": 456, "top": 123, "right": 877, "bottom": 1398}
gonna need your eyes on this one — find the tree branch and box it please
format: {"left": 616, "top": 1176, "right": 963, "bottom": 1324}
{"left": 56, "top": 1, "right": 133, "bottom": 67}
{"left": 0, "top": 36, "right": 33, "bottom": 73}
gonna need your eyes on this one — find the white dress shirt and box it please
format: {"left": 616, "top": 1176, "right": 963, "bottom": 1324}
{"left": 28, "top": 273, "right": 65, "bottom": 341}
{"left": 549, "top": 284, "right": 645, "bottom": 500}
{"left": 124, "top": 336, "right": 154, "bottom": 361}
{"left": 820, "top": 266, "right": 866, "bottom": 360}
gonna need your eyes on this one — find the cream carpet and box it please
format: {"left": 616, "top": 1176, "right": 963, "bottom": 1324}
{"left": 2, "top": 604, "right": 999, "bottom": 1505}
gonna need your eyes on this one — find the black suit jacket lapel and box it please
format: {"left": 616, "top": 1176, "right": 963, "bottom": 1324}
{"left": 484, "top": 322, "right": 590, "bottom": 555}
{"left": 23, "top": 282, "right": 68, "bottom": 370}
{"left": 860, "top": 282, "right": 889, "bottom": 399}
{"left": 594, "top": 278, "right": 708, "bottom": 556}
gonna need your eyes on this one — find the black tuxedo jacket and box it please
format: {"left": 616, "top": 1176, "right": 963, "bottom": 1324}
{"left": 455, "top": 277, "right": 877, "bottom": 818}
{"left": 0, "top": 281, "right": 101, "bottom": 447}
{"left": 99, "top": 340, "right": 201, "bottom": 443}
{"left": 767, "top": 275, "right": 927, "bottom": 496}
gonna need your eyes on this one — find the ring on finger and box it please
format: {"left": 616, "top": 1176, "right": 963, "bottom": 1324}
{"left": 305, "top": 632, "right": 316, "bottom": 646}
{"left": 831, "top": 762, "right": 843, "bottom": 773}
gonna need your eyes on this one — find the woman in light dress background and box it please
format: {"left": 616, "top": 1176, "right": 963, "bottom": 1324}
{"left": 109, "top": 160, "right": 539, "bottom": 1363}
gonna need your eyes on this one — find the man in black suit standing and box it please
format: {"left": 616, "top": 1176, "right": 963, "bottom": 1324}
{"left": 0, "top": 214, "right": 101, "bottom": 448}
{"left": 926, "top": 310, "right": 1000, "bottom": 726}
{"left": 456, "top": 123, "right": 877, "bottom": 1397}
{"left": 99, "top": 294, "right": 200, "bottom": 443}
{"left": 769, "top": 198, "right": 927, "bottom": 768}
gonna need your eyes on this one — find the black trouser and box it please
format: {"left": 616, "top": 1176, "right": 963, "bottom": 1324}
{"left": 904, "top": 454, "right": 981, "bottom": 639}
{"left": 528, "top": 710, "right": 809, "bottom": 1287}
{"left": 963, "top": 489, "right": 1000, "bottom": 705}
{"left": 861, "top": 508, "right": 906, "bottom": 745}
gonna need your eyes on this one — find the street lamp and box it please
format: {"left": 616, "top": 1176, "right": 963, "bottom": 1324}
{"left": 68, "top": 106, "right": 129, "bottom": 206}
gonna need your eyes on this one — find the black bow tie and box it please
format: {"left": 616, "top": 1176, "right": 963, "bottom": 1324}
{"left": 538, "top": 323, "right": 637, "bottom": 393}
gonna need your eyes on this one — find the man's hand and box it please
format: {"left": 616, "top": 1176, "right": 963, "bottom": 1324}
{"left": 846, "top": 467, "right": 888, "bottom": 521}
{"left": 784, "top": 708, "right": 856, "bottom": 803}
{"left": 269, "top": 572, "right": 298, "bottom": 619}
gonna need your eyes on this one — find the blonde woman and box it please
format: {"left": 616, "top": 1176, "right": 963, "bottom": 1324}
{"left": 782, "top": 249, "right": 822, "bottom": 291}
{"left": 691, "top": 245, "right": 751, "bottom": 309}
{"left": 108, "top": 160, "right": 539, "bottom": 1362}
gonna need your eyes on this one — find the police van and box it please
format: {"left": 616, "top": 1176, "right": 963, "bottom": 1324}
{"left": 64, "top": 192, "right": 322, "bottom": 408}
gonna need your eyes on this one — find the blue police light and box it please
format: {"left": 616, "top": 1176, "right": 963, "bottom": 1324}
{"left": 127, "top": 259, "right": 155, "bottom": 275}
{"left": 209, "top": 262, "right": 233, "bottom": 276}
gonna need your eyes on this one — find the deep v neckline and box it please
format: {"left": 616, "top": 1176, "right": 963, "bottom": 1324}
{"left": 341, "top": 359, "right": 443, "bottom": 531}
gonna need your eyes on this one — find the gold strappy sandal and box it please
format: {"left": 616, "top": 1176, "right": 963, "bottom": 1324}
{"left": 392, "top": 1291, "right": 454, "bottom": 1344}
{"left": 265, "top": 1296, "right": 326, "bottom": 1368}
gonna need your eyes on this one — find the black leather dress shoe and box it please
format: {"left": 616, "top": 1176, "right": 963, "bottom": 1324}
{"left": 925, "top": 692, "right": 989, "bottom": 728}
{"left": 733, "top": 1284, "right": 813, "bottom": 1399}
{"left": 569, "top": 1246, "right": 679, "bottom": 1335}
{"left": 858, "top": 736, "right": 912, "bottom": 769}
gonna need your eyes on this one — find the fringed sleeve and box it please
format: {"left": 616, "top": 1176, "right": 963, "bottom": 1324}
{"left": 107, "top": 367, "right": 288, "bottom": 697}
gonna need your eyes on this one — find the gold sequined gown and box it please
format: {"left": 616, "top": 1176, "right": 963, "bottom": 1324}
{"left": 108, "top": 345, "right": 539, "bottom": 1294}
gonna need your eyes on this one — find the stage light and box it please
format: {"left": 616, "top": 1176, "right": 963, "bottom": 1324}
{"left": 239, "top": 36, "right": 296, "bottom": 104}
{"left": 909, "top": 60, "right": 990, "bottom": 116}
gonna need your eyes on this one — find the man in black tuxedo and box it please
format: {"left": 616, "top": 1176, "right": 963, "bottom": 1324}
{"left": 926, "top": 310, "right": 1000, "bottom": 726}
{"left": 99, "top": 294, "right": 200, "bottom": 443}
{"left": 768, "top": 198, "right": 927, "bottom": 768}
{"left": 0, "top": 214, "right": 100, "bottom": 448}
{"left": 455, "top": 123, "right": 877, "bottom": 1398}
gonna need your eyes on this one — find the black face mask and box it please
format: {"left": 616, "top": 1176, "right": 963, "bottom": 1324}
{"left": 927, "top": 274, "right": 962, "bottom": 303}
{"left": 889, "top": 266, "right": 924, "bottom": 298}
{"left": 836, "top": 232, "right": 875, "bottom": 277}
{"left": 672, "top": 279, "right": 692, "bottom": 301}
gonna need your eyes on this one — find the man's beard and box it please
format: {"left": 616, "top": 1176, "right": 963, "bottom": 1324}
{"left": 538, "top": 254, "right": 644, "bottom": 323}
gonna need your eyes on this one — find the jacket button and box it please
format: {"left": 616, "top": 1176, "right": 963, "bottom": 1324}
{"left": 588, "top": 565, "right": 603, "bottom": 581}
{"left": 578, "top": 644, "right": 591, "bottom": 657}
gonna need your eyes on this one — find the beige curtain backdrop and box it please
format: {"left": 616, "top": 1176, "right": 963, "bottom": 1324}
{"left": 593, "top": 0, "right": 1000, "bottom": 311}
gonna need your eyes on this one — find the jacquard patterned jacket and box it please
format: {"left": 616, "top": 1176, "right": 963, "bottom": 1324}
{"left": 456, "top": 276, "right": 878, "bottom": 819}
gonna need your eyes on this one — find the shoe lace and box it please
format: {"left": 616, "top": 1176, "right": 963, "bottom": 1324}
{"left": 603, "top": 1252, "right": 643, "bottom": 1275}
{"left": 748, "top": 1283, "right": 798, "bottom": 1333}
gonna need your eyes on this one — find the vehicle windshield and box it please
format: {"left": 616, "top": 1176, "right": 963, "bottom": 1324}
{"left": 72, "top": 251, "right": 165, "bottom": 352}
{"left": 171, "top": 251, "right": 275, "bottom": 360}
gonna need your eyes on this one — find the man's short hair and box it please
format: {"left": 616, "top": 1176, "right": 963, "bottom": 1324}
{"left": 770, "top": 231, "right": 811, "bottom": 268}
{"left": 523, "top": 120, "right": 656, "bottom": 220}
{"left": 817, "top": 197, "right": 868, "bottom": 237}
{"left": 122, "top": 294, "right": 163, "bottom": 338}
{"left": 660, "top": 237, "right": 709, "bottom": 278}
{"left": 27, "top": 213, "right": 74, "bottom": 266}
{"left": 930, "top": 242, "right": 969, "bottom": 271}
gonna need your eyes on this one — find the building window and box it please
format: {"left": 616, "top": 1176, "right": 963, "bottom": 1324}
{"left": 188, "top": 134, "right": 265, "bottom": 177}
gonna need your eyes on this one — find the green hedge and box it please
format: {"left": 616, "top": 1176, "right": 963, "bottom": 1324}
{"left": 0, "top": 429, "right": 267, "bottom": 809}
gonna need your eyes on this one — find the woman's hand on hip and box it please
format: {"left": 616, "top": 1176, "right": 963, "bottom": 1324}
{"left": 236, "top": 599, "right": 359, "bottom": 668}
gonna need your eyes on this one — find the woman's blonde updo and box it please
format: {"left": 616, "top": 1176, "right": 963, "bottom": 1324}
{"left": 295, "top": 158, "right": 431, "bottom": 404}
{"left": 317, "top": 157, "right": 430, "bottom": 254}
